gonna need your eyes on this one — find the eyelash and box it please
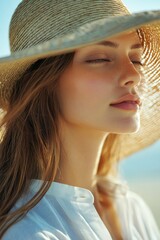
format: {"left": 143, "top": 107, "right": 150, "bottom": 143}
{"left": 86, "top": 59, "right": 143, "bottom": 66}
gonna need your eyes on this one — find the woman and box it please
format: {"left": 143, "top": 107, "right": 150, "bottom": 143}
{"left": 0, "top": 0, "right": 160, "bottom": 239}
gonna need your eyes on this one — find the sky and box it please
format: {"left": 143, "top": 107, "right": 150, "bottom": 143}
{"left": 0, "top": 0, "right": 160, "bottom": 179}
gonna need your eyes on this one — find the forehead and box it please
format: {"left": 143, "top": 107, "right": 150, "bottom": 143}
{"left": 108, "top": 30, "right": 141, "bottom": 43}
{"left": 75, "top": 30, "right": 142, "bottom": 54}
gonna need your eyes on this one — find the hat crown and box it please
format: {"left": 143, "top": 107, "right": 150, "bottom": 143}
{"left": 9, "top": 0, "right": 129, "bottom": 52}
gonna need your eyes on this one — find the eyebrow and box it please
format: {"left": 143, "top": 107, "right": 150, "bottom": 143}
{"left": 130, "top": 43, "right": 143, "bottom": 49}
{"left": 96, "top": 40, "right": 143, "bottom": 49}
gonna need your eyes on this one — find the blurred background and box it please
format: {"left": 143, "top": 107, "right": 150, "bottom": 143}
{"left": 0, "top": 0, "right": 160, "bottom": 228}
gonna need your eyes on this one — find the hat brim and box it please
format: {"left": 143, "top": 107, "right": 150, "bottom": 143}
{"left": 0, "top": 11, "right": 160, "bottom": 63}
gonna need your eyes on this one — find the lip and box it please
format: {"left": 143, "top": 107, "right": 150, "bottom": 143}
{"left": 110, "top": 94, "right": 142, "bottom": 108}
{"left": 110, "top": 101, "right": 139, "bottom": 111}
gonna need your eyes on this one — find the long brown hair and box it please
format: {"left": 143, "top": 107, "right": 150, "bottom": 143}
{"left": 0, "top": 52, "right": 122, "bottom": 239}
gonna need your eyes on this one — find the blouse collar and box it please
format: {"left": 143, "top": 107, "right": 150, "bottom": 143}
{"left": 30, "top": 179, "right": 95, "bottom": 203}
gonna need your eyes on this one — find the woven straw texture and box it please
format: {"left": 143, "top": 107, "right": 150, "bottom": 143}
{"left": 0, "top": 0, "right": 160, "bottom": 160}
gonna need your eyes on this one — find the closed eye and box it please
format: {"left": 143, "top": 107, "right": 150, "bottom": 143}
{"left": 86, "top": 59, "right": 111, "bottom": 64}
{"left": 132, "top": 60, "right": 143, "bottom": 66}
{"left": 85, "top": 59, "right": 143, "bottom": 66}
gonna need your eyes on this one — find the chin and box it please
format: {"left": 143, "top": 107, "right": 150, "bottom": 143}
{"left": 114, "top": 125, "right": 140, "bottom": 134}
{"left": 109, "top": 121, "right": 141, "bottom": 134}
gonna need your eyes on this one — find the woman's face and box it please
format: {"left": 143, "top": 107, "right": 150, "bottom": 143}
{"left": 57, "top": 31, "right": 143, "bottom": 134}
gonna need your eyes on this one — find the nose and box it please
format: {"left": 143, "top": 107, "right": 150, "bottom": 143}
{"left": 118, "top": 57, "right": 141, "bottom": 88}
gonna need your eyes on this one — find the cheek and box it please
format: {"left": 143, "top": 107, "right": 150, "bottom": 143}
{"left": 57, "top": 67, "right": 113, "bottom": 122}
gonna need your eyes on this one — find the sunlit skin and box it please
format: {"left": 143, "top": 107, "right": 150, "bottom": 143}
{"left": 55, "top": 31, "right": 143, "bottom": 191}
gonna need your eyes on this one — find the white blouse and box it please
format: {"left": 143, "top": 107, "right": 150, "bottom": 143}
{"left": 3, "top": 179, "right": 160, "bottom": 240}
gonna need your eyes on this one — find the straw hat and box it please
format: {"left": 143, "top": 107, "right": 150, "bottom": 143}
{"left": 0, "top": 0, "right": 159, "bottom": 159}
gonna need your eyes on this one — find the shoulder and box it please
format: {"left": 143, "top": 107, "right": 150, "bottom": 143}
{"left": 110, "top": 178, "right": 157, "bottom": 222}
{"left": 118, "top": 189, "right": 160, "bottom": 239}
{"left": 3, "top": 220, "right": 69, "bottom": 240}
{"left": 2, "top": 192, "right": 70, "bottom": 240}
{"left": 126, "top": 190, "right": 157, "bottom": 219}
{"left": 109, "top": 177, "right": 160, "bottom": 239}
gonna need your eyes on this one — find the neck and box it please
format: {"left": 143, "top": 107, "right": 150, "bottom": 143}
{"left": 55, "top": 117, "right": 108, "bottom": 191}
